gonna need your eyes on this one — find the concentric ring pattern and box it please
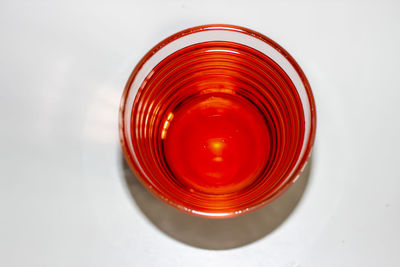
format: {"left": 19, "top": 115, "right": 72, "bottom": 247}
{"left": 120, "top": 25, "right": 316, "bottom": 218}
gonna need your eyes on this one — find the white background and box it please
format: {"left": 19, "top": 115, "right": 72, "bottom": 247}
{"left": 1, "top": 0, "right": 399, "bottom": 266}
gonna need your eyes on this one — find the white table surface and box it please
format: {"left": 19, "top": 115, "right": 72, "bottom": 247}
{"left": 1, "top": 1, "right": 399, "bottom": 266}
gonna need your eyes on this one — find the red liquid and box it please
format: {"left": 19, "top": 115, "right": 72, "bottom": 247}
{"left": 130, "top": 40, "right": 306, "bottom": 214}
{"left": 164, "top": 94, "right": 271, "bottom": 194}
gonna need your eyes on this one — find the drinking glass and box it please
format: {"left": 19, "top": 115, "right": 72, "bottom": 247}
{"left": 119, "top": 24, "right": 316, "bottom": 218}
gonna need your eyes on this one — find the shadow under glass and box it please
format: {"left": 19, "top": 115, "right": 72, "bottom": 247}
{"left": 120, "top": 152, "right": 313, "bottom": 250}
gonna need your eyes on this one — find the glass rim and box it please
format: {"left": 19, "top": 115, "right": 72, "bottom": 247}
{"left": 119, "top": 24, "right": 317, "bottom": 218}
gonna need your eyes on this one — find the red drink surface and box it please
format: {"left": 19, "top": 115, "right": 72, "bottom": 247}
{"left": 126, "top": 38, "right": 309, "bottom": 215}
{"left": 164, "top": 94, "right": 271, "bottom": 194}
